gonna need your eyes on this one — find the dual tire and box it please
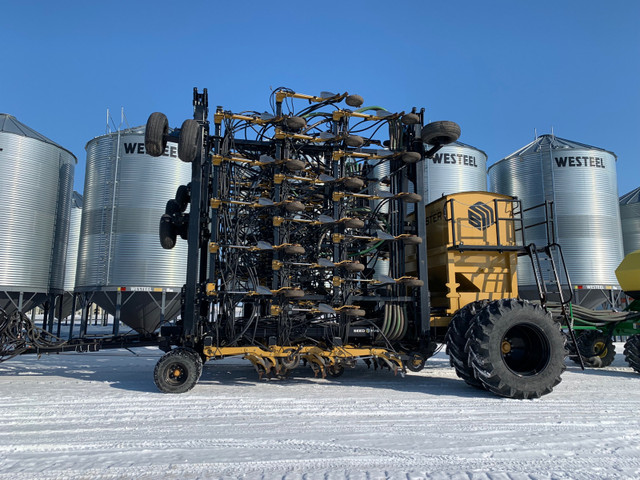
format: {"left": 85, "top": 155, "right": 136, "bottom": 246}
{"left": 446, "top": 298, "right": 566, "bottom": 399}
{"left": 144, "top": 113, "right": 203, "bottom": 163}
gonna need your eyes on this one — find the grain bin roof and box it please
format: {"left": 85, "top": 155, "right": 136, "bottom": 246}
{"left": 0, "top": 113, "right": 77, "bottom": 161}
{"left": 500, "top": 134, "right": 617, "bottom": 162}
{"left": 620, "top": 187, "right": 640, "bottom": 205}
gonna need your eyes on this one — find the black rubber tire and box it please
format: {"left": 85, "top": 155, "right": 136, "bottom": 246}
{"left": 175, "top": 185, "right": 190, "bottom": 211}
{"left": 572, "top": 331, "right": 616, "bottom": 368}
{"left": 345, "top": 94, "right": 364, "bottom": 108}
{"left": 327, "top": 364, "right": 345, "bottom": 377}
{"left": 401, "top": 113, "right": 420, "bottom": 125}
{"left": 159, "top": 214, "right": 177, "bottom": 250}
{"left": 624, "top": 334, "right": 640, "bottom": 374}
{"left": 345, "top": 135, "right": 365, "bottom": 148}
{"left": 399, "top": 193, "right": 422, "bottom": 203}
{"left": 343, "top": 261, "right": 365, "bottom": 273}
{"left": 402, "top": 235, "right": 422, "bottom": 245}
{"left": 165, "top": 199, "right": 182, "bottom": 216}
{"left": 182, "top": 347, "right": 204, "bottom": 379}
{"left": 343, "top": 218, "right": 365, "bottom": 229}
{"left": 284, "top": 201, "right": 305, "bottom": 213}
{"left": 399, "top": 278, "right": 424, "bottom": 287}
{"left": 153, "top": 348, "right": 202, "bottom": 393}
{"left": 283, "top": 245, "right": 305, "bottom": 255}
{"left": 406, "top": 351, "right": 427, "bottom": 372}
{"left": 445, "top": 300, "right": 488, "bottom": 389}
{"left": 178, "top": 119, "right": 201, "bottom": 163}
{"left": 286, "top": 116, "right": 306, "bottom": 130}
{"left": 402, "top": 152, "right": 422, "bottom": 164}
{"left": 283, "top": 289, "right": 305, "bottom": 298}
{"left": 285, "top": 159, "right": 306, "bottom": 171}
{"left": 421, "top": 121, "right": 461, "bottom": 146}
{"left": 145, "top": 112, "right": 168, "bottom": 157}
{"left": 467, "top": 298, "right": 566, "bottom": 399}
{"left": 343, "top": 177, "right": 365, "bottom": 191}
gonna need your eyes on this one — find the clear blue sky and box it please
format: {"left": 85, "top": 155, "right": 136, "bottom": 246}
{"left": 2, "top": 0, "right": 638, "bottom": 196}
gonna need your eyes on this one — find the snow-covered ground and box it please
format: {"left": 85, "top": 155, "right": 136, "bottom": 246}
{"left": 1, "top": 344, "right": 639, "bottom": 480}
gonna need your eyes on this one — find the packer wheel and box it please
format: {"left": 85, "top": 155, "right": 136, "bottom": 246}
{"left": 327, "top": 364, "right": 345, "bottom": 377}
{"left": 406, "top": 352, "right": 426, "bottom": 372}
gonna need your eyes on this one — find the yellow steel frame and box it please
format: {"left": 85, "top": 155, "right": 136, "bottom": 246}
{"left": 201, "top": 344, "right": 404, "bottom": 377}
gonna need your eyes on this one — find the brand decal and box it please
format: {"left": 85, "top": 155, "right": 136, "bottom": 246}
{"left": 123, "top": 142, "right": 179, "bottom": 158}
{"left": 432, "top": 152, "right": 478, "bottom": 167}
{"left": 426, "top": 210, "right": 442, "bottom": 226}
{"left": 468, "top": 202, "right": 495, "bottom": 230}
{"left": 554, "top": 156, "right": 605, "bottom": 169}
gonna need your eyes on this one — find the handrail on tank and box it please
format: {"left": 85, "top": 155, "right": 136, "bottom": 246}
{"left": 520, "top": 200, "right": 556, "bottom": 246}
{"left": 443, "top": 196, "right": 525, "bottom": 251}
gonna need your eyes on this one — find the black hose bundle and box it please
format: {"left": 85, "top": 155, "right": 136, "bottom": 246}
{"left": 0, "top": 308, "right": 68, "bottom": 362}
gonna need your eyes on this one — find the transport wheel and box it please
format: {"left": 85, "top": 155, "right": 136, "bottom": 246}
{"left": 624, "top": 334, "right": 640, "bottom": 374}
{"left": 154, "top": 348, "right": 202, "bottom": 394}
{"left": 175, "top": 185, "right": 190, "bottom": 211}
{"left": 467, "top": 298, "right": 566, "bottom": 399}
{"left": 178, "top": 119, "right": 201, "bottom": 163}
{"left": 182, "top": 347, "right": 204, "bottom": 379}
{"left": 145, "top": 112, "right": 168, "bottom": 157}
{"left": 327, "top": 364, "right": 345, "bottom": 377}
{"left": 572, "top": 331, "right": 616, "bottom": 368}
{"left": 421, "top": 120, "right": 460, "bottom": 145}
{"left": 445, "top": 300, "right": 488, "bottom": 389}
{"left": 159, "top": 214, "right": 177, "bottom": 250}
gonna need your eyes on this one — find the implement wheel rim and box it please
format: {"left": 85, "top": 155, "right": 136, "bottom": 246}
{"left": 501, "top": 322, "right": 551, "bottom": 377}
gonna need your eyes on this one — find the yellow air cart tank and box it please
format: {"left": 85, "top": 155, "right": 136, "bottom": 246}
{"left": 408, "top": 191, "right": 521, "bottom": 321}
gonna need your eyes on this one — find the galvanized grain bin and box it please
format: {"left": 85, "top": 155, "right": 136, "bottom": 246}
{"left": 424, "top": 141, "right": 487, "bottom": 202}
{"left": 0, "top": 114, "right": 76, "bottom": 312}
{"left": 488, "top": 134, "right": 623, "bottom": 303}
{"left": 76, "top": 126, "right": 190, "bottom": 332}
